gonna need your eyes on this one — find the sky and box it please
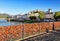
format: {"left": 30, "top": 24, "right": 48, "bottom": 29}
{"left": 0, "top": 0, "right": 60, "bottom": 15}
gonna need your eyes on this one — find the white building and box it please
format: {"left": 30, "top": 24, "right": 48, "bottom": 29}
{"left": 15, "top": 14, "right": 30, "bottom": 21}
{"left": 45, "top": 9, "right": 54, "bottom": 19}
{"left": 43, "top": 9, "right": 54, "bottom": 22}
{"left": 28, "top": 12, "right": 40, "bottom": 21}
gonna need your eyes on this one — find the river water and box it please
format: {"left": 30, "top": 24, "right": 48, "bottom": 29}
{"left": 0, "top": 19, "right": 20, "bottom": 26}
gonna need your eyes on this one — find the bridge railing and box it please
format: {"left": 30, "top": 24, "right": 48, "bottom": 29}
{"left": 0, "top": 22, "right": 60, "bottom": 41}
{"left": 21, "top": 22, "right": 60, "bottom": 40}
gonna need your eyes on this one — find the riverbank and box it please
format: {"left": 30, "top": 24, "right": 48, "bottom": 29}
{"left": 10, "top": 19, "right": 40, "bottom": 23}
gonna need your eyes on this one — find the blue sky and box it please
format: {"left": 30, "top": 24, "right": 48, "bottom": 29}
{"left": 0, "top": 0, "right": 60, "bottom": 15}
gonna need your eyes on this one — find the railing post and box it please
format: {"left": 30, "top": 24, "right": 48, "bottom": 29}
{"left": 46, "top": 22, "right": 49, "bottom": 33}
{"left": 52, "top": 20, "right": 55, "bottom": 31}
{"left": 40, "top": 22, "right": 41, "bottom": 33}
{"left": 39, "top": 22, "right": 41, "bottom": 34}
{"left": 22, "top": 23, "right": 24, "bottom": 40}
{"left": 38, "top": 23, "right": 40, "bottom": 34}
{"left": 39, "top": 23, "right": 40, "bottom": 34}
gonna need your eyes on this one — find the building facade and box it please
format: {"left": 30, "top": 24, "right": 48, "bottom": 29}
{"left": 44, "top": 9, "right": 54, "bottom": 22}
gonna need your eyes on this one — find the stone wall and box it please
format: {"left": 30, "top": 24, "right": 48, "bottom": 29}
{"left": 0, "top": 22, "right": 60, "bottom": 41}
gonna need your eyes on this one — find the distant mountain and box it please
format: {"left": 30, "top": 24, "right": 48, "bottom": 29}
{"left": 0, "top": 13, "right": 10, "bottom": 18}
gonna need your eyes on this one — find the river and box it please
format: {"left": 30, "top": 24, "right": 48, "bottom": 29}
{"left": 0, "top": 19, "right": 21, "bottom": 26}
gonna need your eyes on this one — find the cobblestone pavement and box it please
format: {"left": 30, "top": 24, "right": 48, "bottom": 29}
{"left": 21, "top": 30, "right": 60, "bottom": 41}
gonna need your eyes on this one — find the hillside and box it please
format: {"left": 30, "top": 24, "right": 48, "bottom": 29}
{"left": 0, "top": 13, "right": 9, "bottom": 18}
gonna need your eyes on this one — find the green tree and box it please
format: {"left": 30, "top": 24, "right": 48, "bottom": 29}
{"left": 38, "top": 11, "right": 45, "bottom": 19}
{"left": 54, "top": 11, "right": 60, "bottom": 21}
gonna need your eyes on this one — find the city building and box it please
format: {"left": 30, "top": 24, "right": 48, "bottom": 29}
{"left": 43, "top": 9, "right": 54, "bottom": 22}
{"left": 9, "top": 9, "right": 55, "bottom": 22}
{"left": 28, "top": 10, "right": 40, "bottom": 21}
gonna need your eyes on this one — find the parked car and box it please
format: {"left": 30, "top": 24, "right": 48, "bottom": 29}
{"left": 42, "top": 18, "right": 54, "bottom": 22}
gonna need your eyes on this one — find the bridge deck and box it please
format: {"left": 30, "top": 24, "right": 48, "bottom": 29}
{"left": 15, "top": 29, "right": 60, "bottom": 41}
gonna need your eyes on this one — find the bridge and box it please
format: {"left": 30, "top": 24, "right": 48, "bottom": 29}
{"left": 20, "top": 29, "right": 60, "bottom": 41}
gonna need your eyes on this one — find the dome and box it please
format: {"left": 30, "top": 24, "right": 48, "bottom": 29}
{"left": 48, "top": 8, "right": 52, "bottom": 13}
